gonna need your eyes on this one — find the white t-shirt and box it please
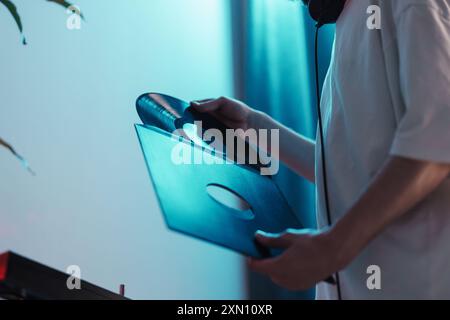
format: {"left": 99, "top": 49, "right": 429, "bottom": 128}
{"left": 316, "top": 0, "right": 450, "bottom": 299}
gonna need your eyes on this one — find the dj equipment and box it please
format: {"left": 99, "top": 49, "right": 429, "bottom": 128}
{"left": 0, "top": 251, "right": 127, "bottom": 300}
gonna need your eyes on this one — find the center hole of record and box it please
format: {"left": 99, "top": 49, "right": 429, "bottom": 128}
{"left": 206, "top": 184, "right": 255, "bottom": 220}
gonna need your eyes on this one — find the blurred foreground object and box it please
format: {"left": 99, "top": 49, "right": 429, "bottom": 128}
{"left": 0, "top": 251, "right": 128, "bottom": 300}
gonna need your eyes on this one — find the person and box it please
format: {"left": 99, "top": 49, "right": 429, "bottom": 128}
{"left": 191, "top": 0, "right": 450, "bottom": 299}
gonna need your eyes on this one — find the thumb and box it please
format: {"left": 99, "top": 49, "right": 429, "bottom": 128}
{"left": 255, "top": 230, "right": 294, "bottom": 249}
{"left": 191, "top": 98, "right": 223, "bottom": 113}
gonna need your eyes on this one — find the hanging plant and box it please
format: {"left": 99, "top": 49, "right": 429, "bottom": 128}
{"left": 0, "top": 0, "right": 83, "bottom": 174}
{"left": 0, "top": 137, "right": 35, "bottom": 175}
{"left": 0, "top": 0, "right": 83, "bottom": 44}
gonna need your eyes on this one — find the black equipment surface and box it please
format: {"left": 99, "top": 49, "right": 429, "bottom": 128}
{"left": 0, "top": 251, "right": 127, "bottom": 300}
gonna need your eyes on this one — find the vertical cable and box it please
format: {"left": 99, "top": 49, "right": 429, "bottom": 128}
{"left": 314, "top": 24, "right": 342, "bottom": 300}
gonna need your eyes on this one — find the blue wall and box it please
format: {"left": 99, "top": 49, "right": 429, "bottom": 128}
{"left": 238, "top": 0, "right": 335, "bottom": 299}
{"left": 0, "top": 0, "right": 244, "bottom": 299}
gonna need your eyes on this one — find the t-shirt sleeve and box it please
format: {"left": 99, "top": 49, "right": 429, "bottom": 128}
{"left": 390, "top": 4, "right": 450, "bottom": 164}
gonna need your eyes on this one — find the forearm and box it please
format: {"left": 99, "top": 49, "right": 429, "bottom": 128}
{"left": 250, "top": 111, "right": 316, "bottom": 182}
{"left": 329, "top": 156, "right": 450, "bottom": 268}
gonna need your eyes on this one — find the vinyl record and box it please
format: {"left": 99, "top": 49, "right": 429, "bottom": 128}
{"left": 136, "top": 93, "right": 265, "bottom": 171}
{"left": 136, "top": 93, "right": 229, "bottom": 150}
{"left": 136, "top": 93, "right": 185, "bottom": 133}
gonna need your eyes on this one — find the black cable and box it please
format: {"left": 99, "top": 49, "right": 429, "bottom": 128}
{"left": 314, "top": 24, "right": 342, "bottom": 301}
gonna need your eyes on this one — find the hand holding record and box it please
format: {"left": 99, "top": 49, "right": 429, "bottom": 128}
{"left": 136, "top": 93, "right": 228, "bottom": 149}
{"left": 190, "top": 97, "right": 255, "bottom": 131}
{"left": 136, "top": 93, "right": 265, "bottom": 171}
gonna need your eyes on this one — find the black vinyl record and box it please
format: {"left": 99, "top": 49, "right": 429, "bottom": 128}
{"left": 136, "top": 93, "right": 228, "bottom": 136}
{"left": 136, "top": 93, "right": 265, "bottom": 171}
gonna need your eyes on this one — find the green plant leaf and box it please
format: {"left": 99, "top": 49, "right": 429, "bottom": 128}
{"left": 0, "top": 137, "right": 16, "bottom": 155}
{"left": 0, "top": 0, "right": 85, "bottom": 44}
{"left": 0, "top": 0, "right": 27, "bottom": 44}
{"left": 0, "top": 137, "right": 36, "bottom": 175}
{"left": 47, "top": 0, "right": 84, "bottom": 20}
